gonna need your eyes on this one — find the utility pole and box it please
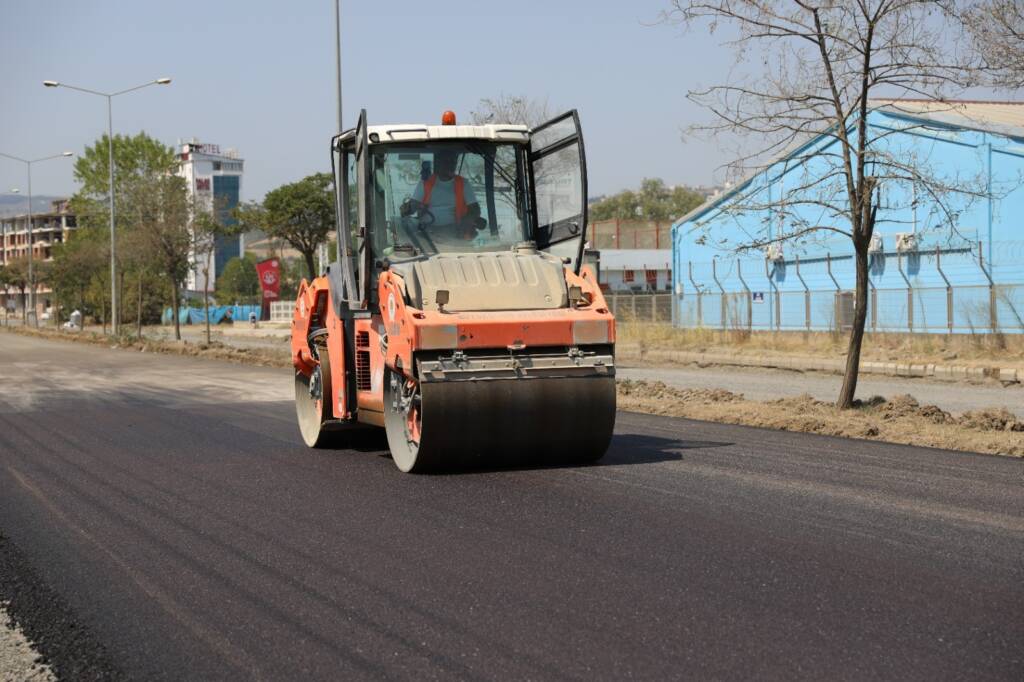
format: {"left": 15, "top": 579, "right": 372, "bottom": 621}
{"left": 319, "top": 0, "right": 344, "bottom": 277}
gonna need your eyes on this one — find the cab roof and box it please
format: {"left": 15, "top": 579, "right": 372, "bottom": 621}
{"left": 339, "top": 123, "right": 531, "bottom": 145}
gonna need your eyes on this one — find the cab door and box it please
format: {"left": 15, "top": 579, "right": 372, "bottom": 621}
{"left": 528, "top": 110, "right": 588, "bottom": 272}
{"left": 335, "top": 108, "right": 371, "bottom": 308}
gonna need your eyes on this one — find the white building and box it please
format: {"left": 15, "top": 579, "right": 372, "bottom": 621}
{"left": 596, "top": 249, "right": 673, "bottom": 292}
{"left": 176, "top": 139, "right": 244, "bottom": 294}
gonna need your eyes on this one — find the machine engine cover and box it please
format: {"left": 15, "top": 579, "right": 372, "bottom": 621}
{"left": 401, "top": 252, "right": 568, "bottom": 313}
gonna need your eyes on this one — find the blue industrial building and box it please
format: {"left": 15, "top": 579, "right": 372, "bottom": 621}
{"left": 672, "top": 101, "right": 1024, "bottom": 334}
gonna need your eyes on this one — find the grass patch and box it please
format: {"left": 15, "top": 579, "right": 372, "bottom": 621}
{"left": 617, "top": 323, "right": 1024, "bottom": 367}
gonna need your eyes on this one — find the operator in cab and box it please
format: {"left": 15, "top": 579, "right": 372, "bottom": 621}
{"left": 401, "top": 149, "right": 484, "bottom": 241}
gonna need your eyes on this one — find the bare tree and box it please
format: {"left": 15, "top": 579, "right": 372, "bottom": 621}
{"left": 665, "top": 0, "right": 983, "bottom": 408}
{"left": 470, "top": 94, "right": 553, "bottom": 127}
{"left": 190, "top": 195, "right": 239, "bottom": 345}
{"left": 128, "top": 174, "right": 192, "bottom": 341}
{"left": 964, "top": 0, "right": 1024, "bottom": 89}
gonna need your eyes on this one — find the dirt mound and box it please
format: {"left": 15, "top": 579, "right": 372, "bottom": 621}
{"left": 618, "top": 380, "right": 743, "bottom": 404}
{"left": 958, "top": 408, "right": 1023, "bottom": 432}
{"left": 616, "top": 379, "right": 1023, "bottom": 457}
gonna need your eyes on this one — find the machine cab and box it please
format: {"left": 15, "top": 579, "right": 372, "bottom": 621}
{"left": 331, "top": 109, "right": 589, "bottom": 309}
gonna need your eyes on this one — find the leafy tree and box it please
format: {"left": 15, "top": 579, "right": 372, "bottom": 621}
{"left": 2, "top": 258, "right": 29, "bottom": 322}
{"left": 216, "top": 254, "right": 261, "bottom": 305}
{"left": 236, "top": 173, "right": 335, "bottom": 280}
{"left": 69, "top": 131, "right": 179, "bottom": 330}
{"left": 590, "top": 178, "right": 704, "bottom": 222}
{"left": 664, "top": 0, "right": 980, "bottom": 409}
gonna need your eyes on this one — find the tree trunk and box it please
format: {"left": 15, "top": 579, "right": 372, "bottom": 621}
{"left": 303, "top": 250, "right": 317, "bottom": 281}
{"left": 171, "top": 283, "right": 181, "bottom": 341}
{"left": 204, "top": 266, "right": 211, "bottom": 345}
{"left": 837, "top": 244, "right": 871, "bottom": 408}
{"left": 137, "top": 274, "right": 143, "bottom": 338}
{"left": 118, "top": 269, "right": 126, "bottom": 335}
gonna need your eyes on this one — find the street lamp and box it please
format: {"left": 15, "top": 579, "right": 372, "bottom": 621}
{"left": 44, "top": 77, "right": 172, "bottom": 334}
{"left": 0, "top": 150, "right": 73, "bottom": 325}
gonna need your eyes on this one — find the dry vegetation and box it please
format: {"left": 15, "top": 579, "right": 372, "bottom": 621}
{"left": 5, "top": 326, "right": 291, "bottom": 368}
{"left": 617, "top": 323, "right": 1024, "bottom": 368}
{"left": 618, "top": 380, "right": 1023, "bottom": 457}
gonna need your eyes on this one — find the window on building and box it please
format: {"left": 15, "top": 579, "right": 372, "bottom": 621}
{"left": 645, "top": 269, "right": 658, "bottom": 284}
{"left": 623, "top": 269, "right": 635, "bottom": 283}
{"left": 213, "top": 161, "right": 222, "bottom": 171}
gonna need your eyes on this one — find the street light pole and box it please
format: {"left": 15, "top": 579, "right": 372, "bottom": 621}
{"left": 44, "top": 77, "right": 172, "bottom": 335}
{"left": 0, "top": 151, "right": 73, "bottom": 325}
{"left": 334, "top": 0, "right": 343, "bottom": 133}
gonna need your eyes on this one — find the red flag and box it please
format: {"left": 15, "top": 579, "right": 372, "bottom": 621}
{"left": 256, "top": 259, "right": 281, "bottom": 301}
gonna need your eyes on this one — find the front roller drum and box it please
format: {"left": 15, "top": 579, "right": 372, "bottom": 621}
{"left": 384, "top": 368, "right": 616, "bottom": 473}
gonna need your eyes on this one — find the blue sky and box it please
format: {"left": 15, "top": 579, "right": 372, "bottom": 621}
{"left": 1, "top": 0, "right": 739, "bottom": 203}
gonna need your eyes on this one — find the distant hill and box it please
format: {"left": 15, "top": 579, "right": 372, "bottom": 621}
{"left": 0, "top": 194, "right": 66, "bottom": 218}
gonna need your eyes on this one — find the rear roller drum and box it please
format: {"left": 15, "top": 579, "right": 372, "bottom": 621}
{"left": 295, "top": 345, "right": 336, "bottom": 448}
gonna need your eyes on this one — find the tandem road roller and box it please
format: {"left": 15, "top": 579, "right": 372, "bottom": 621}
{"left": 290, "top": 109, "right": 616, "bottom": 472}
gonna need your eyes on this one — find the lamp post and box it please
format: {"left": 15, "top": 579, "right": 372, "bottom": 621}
{"left": 0, "top": 151, "right": 73, "bottom": 325}
{"left": 44, "top": 77, "right": 172, "bottom": 334}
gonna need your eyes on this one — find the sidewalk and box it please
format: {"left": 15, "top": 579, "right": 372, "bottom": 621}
{"left": 617, "top": 345, "right": 1023, "bottom": 385}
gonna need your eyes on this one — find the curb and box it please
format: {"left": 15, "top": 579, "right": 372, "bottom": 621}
{"left": 618, "top": 346, "right": 1021, "bottom": 385}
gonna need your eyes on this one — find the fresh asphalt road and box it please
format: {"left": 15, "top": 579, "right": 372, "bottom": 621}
{"left": 0, "top": 332, "right": 1022, "bottom": 680}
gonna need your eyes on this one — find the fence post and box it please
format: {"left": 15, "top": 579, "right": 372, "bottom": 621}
{"left": 934, "top": 246, "right": 953, "bottom": 334}
{"left": 897, "top": 251, "right": 913, "bottom": 332}
{"left": 688, "top": 261, "right": 702, "bottom": 327}
{"left": 736, "top": 259, "right": 752, "bottom": 330}
{"left": 712, "top": 260, "right": 727, "bottom": 329}
{"left": 631, "top": 293, "right": 637, "bottom": 319}
{"left": 977, "top": 241, "right": 997, "bottom": 332}
{"left": 795, "top": 254, "right": 811, "bottom": 331}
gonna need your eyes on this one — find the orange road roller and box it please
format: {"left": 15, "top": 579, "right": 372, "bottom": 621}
{"left": 291, "top": 109, "right": 616, "bottom": 472}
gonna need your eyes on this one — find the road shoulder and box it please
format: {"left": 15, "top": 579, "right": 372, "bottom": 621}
{"left": 0, "top": 533, "right": 123, "bottom": 680}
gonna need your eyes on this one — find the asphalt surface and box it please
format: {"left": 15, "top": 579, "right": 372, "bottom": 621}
{"left": 0, "top": 331, "right": 1022, "bottom": 680}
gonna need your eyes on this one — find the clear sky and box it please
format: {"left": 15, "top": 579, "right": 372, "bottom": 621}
{"left": 1, "top": 0, "right": 740, "bottom": 203}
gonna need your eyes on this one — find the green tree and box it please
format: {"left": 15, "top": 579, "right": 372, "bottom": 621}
{"left": 237, "top": 173, "right": 335, "bottom": 280}
{"left": 216, "top": 254, "right": 261, "bottom": 305}
{"left": 69, "top": 131, "right": 179, "bottom": 327}
{"left": 3, "top": 258, "right": 29, "bottom": 323}
{"left": 590, "top": 179, "right": 704, "bottom": 222}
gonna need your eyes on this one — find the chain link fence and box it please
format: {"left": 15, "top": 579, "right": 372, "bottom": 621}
{"left": 675, "top": 284, "right": 1024, "bottom": 333}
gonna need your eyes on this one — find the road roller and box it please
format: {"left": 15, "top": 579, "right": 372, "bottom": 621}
{"left": 290, "top": 109, "right": 616, "bottom": 472}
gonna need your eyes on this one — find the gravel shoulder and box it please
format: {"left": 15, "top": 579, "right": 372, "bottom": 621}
{"left": 1, "top": 603, "right": 55, "bottom": 682}
{"left": 0, "top": 534, "right": 122, "bottom": 681}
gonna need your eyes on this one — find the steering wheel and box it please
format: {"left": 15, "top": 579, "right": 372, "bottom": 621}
{"left": 415, "top": 207, "right": 435, "bottom": 227}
